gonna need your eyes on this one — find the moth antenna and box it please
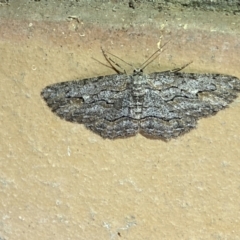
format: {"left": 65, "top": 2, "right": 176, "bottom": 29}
{"left": 140, "top": 41, "right": 169, "bottom": 70}
{"left": 140, "top": 48, "right": 167, "bottom": 71}
{"left": 140, "top": 49, "right": 161, "bottom": 69}
{"left": 100, "top": 47, "right": 124, "bottom": 74}
{"left": 92, "top": 57, "right": 119, "bottom": 71}
{"left": 103, "top": 50, "right": 134, "bottom": 69}
{"left": 107, "top": 56, "right": 127, "bottom": 74}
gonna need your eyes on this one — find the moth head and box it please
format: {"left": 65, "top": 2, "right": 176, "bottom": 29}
{"left": 133, "top": 68, "right": 143, "bottom": 75}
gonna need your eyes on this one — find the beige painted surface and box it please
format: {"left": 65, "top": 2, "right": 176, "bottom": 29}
{"left": 1, "top": 2, "right": 240, "bottom": 240}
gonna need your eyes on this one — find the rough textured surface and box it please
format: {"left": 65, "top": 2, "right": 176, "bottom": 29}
{"left": 1, "top": 0, "right": 240, "bottom": 240}
{"left": 42, "top": 67, "right": 240, "bottom": 139}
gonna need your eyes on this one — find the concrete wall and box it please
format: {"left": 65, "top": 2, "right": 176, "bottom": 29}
{"left": 0, "top": 1, "right": 240, "bottom": 239}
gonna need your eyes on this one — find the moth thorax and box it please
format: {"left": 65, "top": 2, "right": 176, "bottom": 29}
{"left": 131, "top": 74, "right": 147, "bottom": 97}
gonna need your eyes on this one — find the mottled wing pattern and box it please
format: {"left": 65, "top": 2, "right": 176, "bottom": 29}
{"left": 141, "top": 72, "right": 240, "bottom": 139}
{"left": 41, "top": 74, "right": 139, "bottom": 138}
{"left": 41, "top": 70, "right": 240, "bottom": 140}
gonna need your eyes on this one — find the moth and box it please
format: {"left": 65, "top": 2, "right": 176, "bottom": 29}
{"left": 41, "top": 46, "right": 240, "bottom": 139}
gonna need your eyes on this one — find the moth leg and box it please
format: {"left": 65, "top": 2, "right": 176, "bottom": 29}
{"left": 159, "top": 61, "right": 193, "bottom": 74}
{"left": 170, "top": 61, "right": 193, "bottom": 72}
